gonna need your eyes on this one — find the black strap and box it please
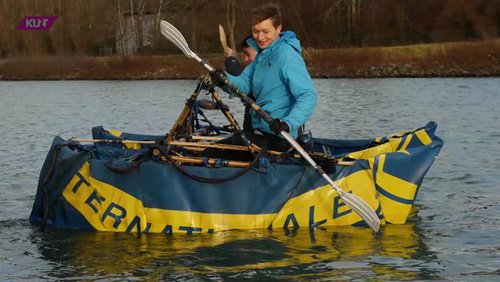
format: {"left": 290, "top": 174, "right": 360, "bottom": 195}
{"left": 104, "top": 153, "right": 149, "bottom": 173}
{"left": 154, "top": 144, "right": 266, "bottom": 184}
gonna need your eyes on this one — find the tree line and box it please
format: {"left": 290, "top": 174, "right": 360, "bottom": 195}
{"left": 0, "top": 0, "right": 498, "bottom": 58}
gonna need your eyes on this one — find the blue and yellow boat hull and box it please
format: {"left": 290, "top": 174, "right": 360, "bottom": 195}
{"left": 30, "top": 122, "right": 442, "bottom": 234}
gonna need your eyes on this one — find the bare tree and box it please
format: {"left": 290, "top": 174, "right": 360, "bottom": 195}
{"left": 153, "top": 0, "right": 165, "bottom": 50}
{"left": 129, "top": 0, "right": 137, "bottom": 53}
{"left": 289, "top": 0, "right": 309, "bottom": 45}
{"left": 117, "top": 0, "right": 127, "bottom": 56}
{"left": 136, "top": 0, "right": 146, "bottom": 53}
{"left": 226, "top": 0, "right": 236, "bottom": 51}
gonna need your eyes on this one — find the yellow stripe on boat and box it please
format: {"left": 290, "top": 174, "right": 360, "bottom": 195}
{"left": 415, "top": 128, "right": 433, "bottom": 145}
{"left": 273, "top": 169, "right": 382, "bottom": 228}
{"left": 107, "top": 129, "right": 141, "bottom": 149}
{"left": 107, "top": 129, "right": 123, "bottom": 137}
{"left": 63, "top": 162, "right": 385, "bottom": 233}
{"left": 63, "top": 162, "right": 147, "bottom": 232}
{"left": 372, "top": 154, "right": 417, "bottom": 224}
{"left": 346, "top": 137, "right": 402, "bottom": 160}
{"left": 144, "top": 208, "right": 275, "bottom": 233}
{"left": 63, "top": 162, "right": 276, "bottom": 233}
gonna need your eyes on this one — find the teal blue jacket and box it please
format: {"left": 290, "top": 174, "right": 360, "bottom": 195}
{"left": 225, "top": 31, "right": 317, "bottom": 138}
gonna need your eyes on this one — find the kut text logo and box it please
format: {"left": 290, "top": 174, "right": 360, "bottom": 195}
{"left": 17, "top": 16, "right": 58, "bottom": 30}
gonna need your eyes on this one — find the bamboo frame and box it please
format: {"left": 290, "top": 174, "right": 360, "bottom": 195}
{"left": 71, "top": 138, "right": 349, "bottom": 165}
{"left": 165, "top": 76, "right": 240, "bottom": 144}
{"left": 165, "top": 88, "right": 202, "bottom": 143}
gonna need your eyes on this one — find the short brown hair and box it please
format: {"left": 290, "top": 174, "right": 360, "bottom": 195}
{"left": 251, "top": 3, "right": 282, "bottom": 27}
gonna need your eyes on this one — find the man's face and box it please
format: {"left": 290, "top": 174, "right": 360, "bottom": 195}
{"left": 252, "top": 18, "right": 282, "bottom": 49}
{"left": 243, "top": 46, "right": 257, "bottom": 64}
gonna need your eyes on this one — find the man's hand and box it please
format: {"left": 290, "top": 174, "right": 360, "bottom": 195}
{"left": 269, "top": 119, "right": 289, "bottom": 135}
{"left": 224, "top": 47, "right": 237, "bottom": 58}
{"left": 209, "top": 70, "right": 226, "bottom": 87}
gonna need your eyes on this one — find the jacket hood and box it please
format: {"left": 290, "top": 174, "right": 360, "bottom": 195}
{"left": 248, "top": 31, "right": 302, "bottom": 54}
{"left": 278, "top": 31, "right": 301, "bottom": 53}
{"left": 246, "top": 37, "right": 259, "bottom": 52}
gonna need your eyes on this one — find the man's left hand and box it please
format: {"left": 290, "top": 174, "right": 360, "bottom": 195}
{"left": 269, "top": 119, "right": 289, "bottom": 135}
{"left": 209, "top": 70, "right": 226, "bottom": 87}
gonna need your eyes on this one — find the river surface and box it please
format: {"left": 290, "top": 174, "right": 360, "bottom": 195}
{"left": 0, "top": 78, "right": 499, "bottom": 281}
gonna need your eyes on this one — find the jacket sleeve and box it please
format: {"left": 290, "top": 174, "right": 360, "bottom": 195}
{"left": 223, "top": 62, "right": 254, "bottom": 97}
{"left": 280, "top": 51, "right": 317, "bottom": 134}
{"left": 224, "top": 56, "right": 245, "bottom": 76}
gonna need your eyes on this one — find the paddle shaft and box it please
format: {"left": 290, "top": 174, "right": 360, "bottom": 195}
{"left": 192, "top": 53, "right": 215, "bottom": 72}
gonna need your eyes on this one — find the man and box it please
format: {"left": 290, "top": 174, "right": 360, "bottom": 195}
{"left": 224, "top": 36, "right": 258, "bottom": 76}
{"left": 213, "top": 2, "right": 317, "bottom": 152}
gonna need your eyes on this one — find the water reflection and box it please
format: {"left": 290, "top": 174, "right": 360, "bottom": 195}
{"left": 31, "top": 221, "right": 440, "bottom": 280}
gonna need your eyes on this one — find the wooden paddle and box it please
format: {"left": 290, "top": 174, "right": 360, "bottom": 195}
{"left": 218, "top": 24, "right": 229, "bottom": 54}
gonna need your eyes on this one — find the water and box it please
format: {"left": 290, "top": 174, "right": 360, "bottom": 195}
{"left": 1, "top": 78, "right": 499, "bottom": 280}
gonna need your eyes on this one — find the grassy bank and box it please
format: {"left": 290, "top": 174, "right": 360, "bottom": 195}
{"left": 0, "top": 39, "right": 498, "bottom": 80}
{"left": 304, "top": 39, "right": 500, "bottom": 78}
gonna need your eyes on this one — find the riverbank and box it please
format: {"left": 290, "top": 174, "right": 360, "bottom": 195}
{"left": 0, "top": 39, "right": 498, "bottom": 80}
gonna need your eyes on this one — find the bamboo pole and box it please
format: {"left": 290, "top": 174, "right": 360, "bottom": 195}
{"left": 71, "top": 138, "right": 156, "bottom": 144}
{"left": 170, "top": 155, "right": 250, "bottom": 168}
{"left": 190, "top": 135, "right": 225, "bottom": 141}
{"left": 169, "top": 141, "right": 251, "bottom": 151}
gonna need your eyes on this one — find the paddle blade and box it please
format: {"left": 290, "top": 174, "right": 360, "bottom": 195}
{"left": 159, "top": 20, "right": 214, "bottom": 72}
{"left": 336, "top": 188, "right": 380, "bottom": 232}
{"left": 218, "top": 24, "right": 229, "bottom": 53}
{"left": 160, "top": 20, "right": 193, "bottom": 58}
{"left": 280, "top": 131, "right": 380, "bottom": 233}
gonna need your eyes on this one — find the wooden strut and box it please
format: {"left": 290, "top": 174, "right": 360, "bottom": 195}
{"left": 190, "top": 135, "right": 225, "bottom": 141}
{"left": 151, "top": 148, "right": 250, "bottom": 167}
{"left": 71, "top": 138, "right": 246, "bottom": 148}
{"left": 171, "top": 155, "right": 249, "bottom": 168}
{"left": 165, "top": 87, "right": 202, "bottom": 144}
{"left": 71, "top": 138, "right": 353, "bottom": 166}
{"left": 169, "top": 141, "right": 250, "bottom": 150}
{"left": 71, "top": 138, "right": 156, "bottom": 144}
{"left": 209, "top": 88, "right": 240, "bottom": 131}
{"left": 71, "top": 136, "right": 224, "bottom": 144}
{"left": 165, "top": 76, "right": 240, "bottom": 144}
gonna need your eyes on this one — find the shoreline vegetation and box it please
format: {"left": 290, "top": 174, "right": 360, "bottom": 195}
{"left": 1, "top": 39, "right": 498, "bottom": 80}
